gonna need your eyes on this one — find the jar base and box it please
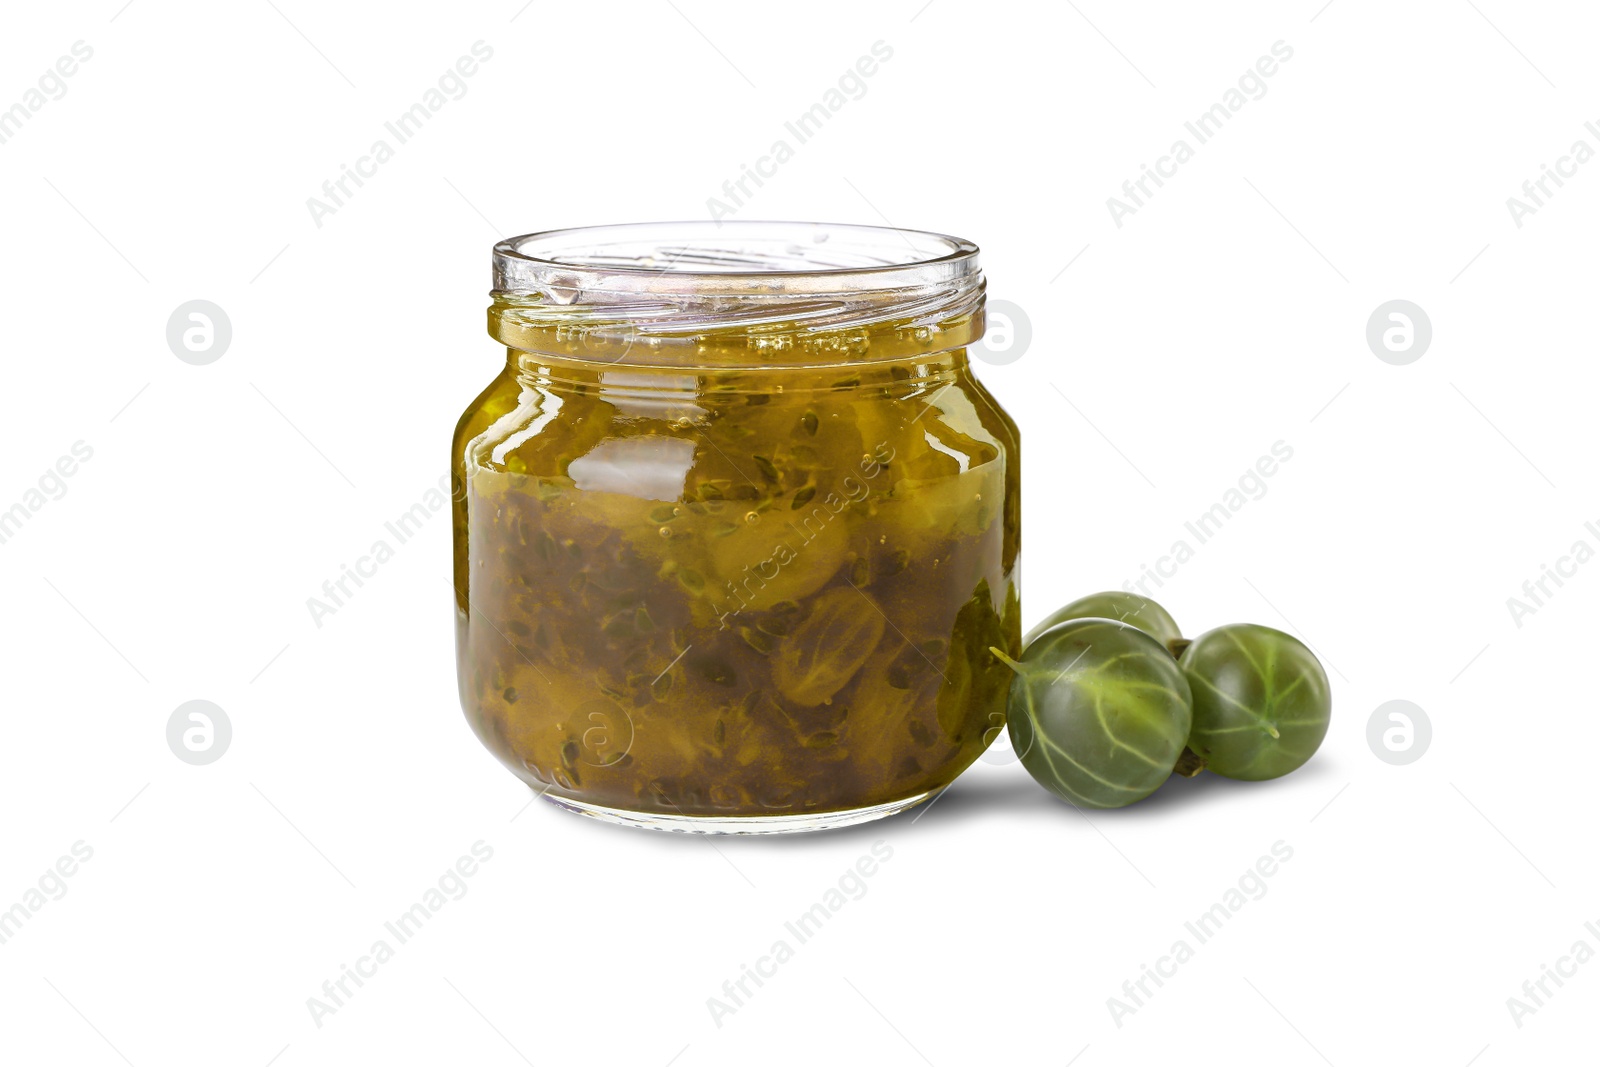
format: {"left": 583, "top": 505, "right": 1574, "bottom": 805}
{"left": 539, "top": 790, "right": 935, "bottom": 835}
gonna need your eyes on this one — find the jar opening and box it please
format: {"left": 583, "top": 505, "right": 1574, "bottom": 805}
{"left": 496, "top": 221, "right": 977, "bottom": 286}
{"left": 489, "top": 221, "right": 984, "bottom": 369}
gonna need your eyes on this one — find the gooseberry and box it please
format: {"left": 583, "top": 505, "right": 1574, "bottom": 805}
{"left": 996, "top": 618, "right": 1192, "bottom": 809}
{"left": 1024, "top": 590, "right": 1182, "bottom": 651}
{"left": 1178, "top": 623, "right": 1331, "bottom": 781}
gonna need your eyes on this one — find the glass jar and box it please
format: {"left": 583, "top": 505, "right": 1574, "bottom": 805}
{"left": 452, "top": 221, "right": 1020, "bottom": 833}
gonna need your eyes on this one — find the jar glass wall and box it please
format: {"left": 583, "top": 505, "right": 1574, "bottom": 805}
{"left": 453, "top": 222, "right": 1020, "bottom": 833}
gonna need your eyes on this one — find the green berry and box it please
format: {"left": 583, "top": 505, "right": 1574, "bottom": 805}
{"left": 1179, "top": 624, "right": 1331, "bottom": 781}
{"left": 998, "top": 618, "right": 1192, "bottom": 809}
{"left": 1024, "top": 591, "right": 1182, "bottom": 650}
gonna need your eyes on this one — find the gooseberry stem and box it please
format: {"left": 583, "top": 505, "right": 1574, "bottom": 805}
{"left": 988, "top": 646, "right": 1025, "bottom": 677}
{"left": 1172, "top": 747, "right": 1206, "bottom": 777}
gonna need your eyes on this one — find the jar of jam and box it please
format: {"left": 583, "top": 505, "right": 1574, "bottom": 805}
{"left": 452, "top": 222, "right": 1020, "bottom": 833}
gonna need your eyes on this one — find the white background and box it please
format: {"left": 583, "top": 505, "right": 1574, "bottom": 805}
{"left": 2, "top": 1, "right": 1595, "bottom": 1063}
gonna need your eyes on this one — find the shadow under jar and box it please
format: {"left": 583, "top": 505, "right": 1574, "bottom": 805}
{"left": 453, "top": 221, "right": 1021, "bottom": 834}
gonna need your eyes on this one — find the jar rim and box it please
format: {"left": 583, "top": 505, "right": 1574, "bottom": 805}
{"left": 488, "top": 221, "right": 985, "bottom": 368}
{"left": 492, "top": 220, "right": 980, "bottom": 298}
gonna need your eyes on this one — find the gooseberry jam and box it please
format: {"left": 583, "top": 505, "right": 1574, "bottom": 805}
{"left": 452, "top": 222, "right": 1020, "bottom": 833}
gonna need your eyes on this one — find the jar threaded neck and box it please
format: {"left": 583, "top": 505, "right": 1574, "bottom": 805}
{"left": 489, "top": 221, "right": 984, "bottom": 369}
